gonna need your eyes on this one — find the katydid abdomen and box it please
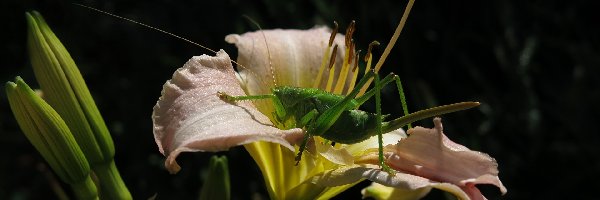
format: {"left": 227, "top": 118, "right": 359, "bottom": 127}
{"left": 271, "top": 86, "right": 380, "bottom": 141}
{"left": 323, "top": 109, "right": 381, "bottom": 143}
{"left": 271, "top": 86, "right": 398, "bottom": 144}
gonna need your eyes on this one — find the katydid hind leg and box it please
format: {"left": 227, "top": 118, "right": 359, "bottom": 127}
{"left": 354, "top": 73, "right": 396, "bottom": 107}
{"left": 394, "top": 75, "right": 411, "bottom": 129}
{"left": 355, "top": 74, "right": 410, "bottom": 129}
{"left": 295, "top": 132, "right": 311, "bottom": 165}
{"left": 374, "top": 72, "right": 394, "bottom": 174}
{"left": 294, "top": 109, "right": 320, "bottom": 164}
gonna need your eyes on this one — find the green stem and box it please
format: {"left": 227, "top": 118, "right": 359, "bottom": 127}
{"left": 92, "top": 160, "right": 132, "bottom": 200}
{"left": 70, "top": 176, "right": 98, "bottom": 200}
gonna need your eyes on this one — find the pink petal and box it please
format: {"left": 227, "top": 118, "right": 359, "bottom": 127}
{"left": 323, "top": 118, "right": 507, "bottom": 199}
{"left": 311, "top": 164, "right": 473, "bottom": 200}
{"left": 225, "top": 27, "right": 350, "bottom": 94}
{"left": 152, "top": 50, "right": 303, "bottom": 173}
{"left": 387, "top": 118, "right": 507, "bottom": 196}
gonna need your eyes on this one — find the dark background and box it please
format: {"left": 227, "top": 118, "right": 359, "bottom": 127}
{"left": 1, "top": 0, "right": 598, "bottom": 199}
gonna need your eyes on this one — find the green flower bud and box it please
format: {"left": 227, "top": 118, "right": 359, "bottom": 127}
{"left": 199, "top": 156, "right": 231, "bottom": 200}
{"left": 26, "top": 11, "right": 114, "bottom": 165}
{"left": 6, "top": 77, "right": 98, "bottom": 200}
{"left": 25, "top": 11, "right": 131, "bottom": 199}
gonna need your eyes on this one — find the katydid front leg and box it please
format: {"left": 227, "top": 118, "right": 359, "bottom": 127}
{"left": 295, "top": 109, "right": 319, "bottom": 165}
{"left": 218, "top": 92, "right": 274, "bottom": 102}
{"left": 218, "top": 91, "right": 288, "bottom": 126}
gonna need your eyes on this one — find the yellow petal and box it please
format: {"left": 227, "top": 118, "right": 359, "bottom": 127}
{"left": 361, "top": 182, "right": 430, "bottom": 200}
{"left": 315, "top": 140, "right": 354, "bottom": 165}
{"left": 344, "top": 128, "right": 406, "bottom": 156}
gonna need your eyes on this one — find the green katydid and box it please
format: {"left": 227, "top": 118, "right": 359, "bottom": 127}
{"left": 216, "top": 0, "right": 478, "bottom": 173}
{"left": 218, "top": 69, "right": 479, "bottom": 172}
{"left": 76, "top": 0, "right": 478, "bottom": 173}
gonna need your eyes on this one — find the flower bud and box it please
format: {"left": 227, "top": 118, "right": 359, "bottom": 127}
{"left": 6, "top": 77, "right": 97, "bottom": 199}
{"left": 26, "top": 11, "right": 114, "bottom": 165}
{"left": 26, "top": 11, "right": 131, "bottom": 199}
{"left": 199, "top": 156, "right": 231, "bottom": 200}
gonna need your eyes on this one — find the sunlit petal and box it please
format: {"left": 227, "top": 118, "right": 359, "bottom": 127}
{"left": 152, "top": 50, "right": 303, "bottom": 173}
{"left": 226, "top": 27, "right": 350, "bottom": 116}
{"left": 344, "top": 128, "right": 406, "bottom": 156}
{"left": 361, "top": 182, "right": 430, "bottom": 200}
{"left": 385, "top": 118, "right": 507, "bottom": 195}
{"left": 311, "top": 164, "right": 473, "bottom": 200}
{"left": 313, "top": 118, "right": 505, "bottom": 200}
{"left": 315, "top": 141, "right": 354, "bottom": 165}
{"left": 225, "top": 27, "right": 348, "bottom": 92}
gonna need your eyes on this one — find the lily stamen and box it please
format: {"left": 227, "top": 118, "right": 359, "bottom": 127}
{"left": 313, "top": 22, "right": 339, "bottom": 89}
{"left": 333, "top": 21, "right": 356, "bottom": 94}
{"left": 325, "top": 44, "right": 339, "bottom": 92}
{"left": 347, "top": 50, "right": 362, "bottom": 94}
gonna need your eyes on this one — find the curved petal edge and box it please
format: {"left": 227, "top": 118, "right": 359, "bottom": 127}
{"left": 152, "top": 50, "right": 303, "bottom": 173}
{"left": 312, "top": 118, "right": 506, "bottom": 200}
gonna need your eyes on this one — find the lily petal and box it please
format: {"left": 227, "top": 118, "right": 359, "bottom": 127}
{"left": 225, "top": 27, "right": 348, "bottom": 92}
{"left": 225, "top": 27, "right": 351, "bottom": 117}
{"left": 315, "top": 140, "right": 354, "bottom": 166}
{"left": 313, "top": 118, "right": 506, "bottom": 200}
{"left": 222, "top": 27, "right": 355, "bottom": 200}
{"left": 385, "top": 118, "right": 507, "bottom": 196}
{"left": 344, "top": 128, "right": 406, "bottom": 156}
{"left": 316, "top": 128, "right": 406, "bottom": 166}
{"left": 312, "top": 165, "right": 475, "bottom": 200}
{"left": 361, "top": 182, "right": 430, "bottom": 200}
{"left": 152, "top": 50, "right": 303, "bottom": 173}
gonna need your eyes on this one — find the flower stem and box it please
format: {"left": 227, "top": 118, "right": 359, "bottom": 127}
{"left": 70, "top": 176, "right": 98, "bottom": 200}
{"left": 92, "top": 160, "right": 132, "bottom": 200}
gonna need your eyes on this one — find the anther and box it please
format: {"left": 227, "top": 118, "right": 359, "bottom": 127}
{"left": 328, "top": 45, "right": 339, "bottom": 69}
{"left": 328, "top": 21, "right": 339, "bottom": 47}
{"left": 352, "top": 50, "right": 361, "bottom": 72}
{"left": 348, "top": 39, "right": 355, "bottom": 63}
{"left": 365, "top": 41, "right": 380, "bottom": 62}
{"left": 325, "top": 45, "right": 339, "bottom": 92}
{"left": 344, "top": 20, "right": 356, "bottom": 47}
